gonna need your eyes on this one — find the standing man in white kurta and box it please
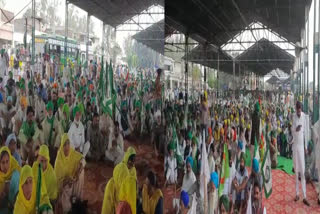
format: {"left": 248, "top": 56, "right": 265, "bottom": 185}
{"left": 292, "top": 101, "right": 310, "bottom": 206}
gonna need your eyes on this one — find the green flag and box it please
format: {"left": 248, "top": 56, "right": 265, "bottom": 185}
{"left": 36, "top": 163, "right": 42, "bottom": 212}
{"left": 218, "top": 143, "right": 230, "bottom": 197}
{"left": 262, "top": 143, "right": 272, "bottom": 198}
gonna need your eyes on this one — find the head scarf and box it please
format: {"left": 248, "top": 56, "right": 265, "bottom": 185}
{"left": 252, "top": 158, "right": 259, "bottom": 173}
{"left": 210, "top": 172, "right": 219, "bottom": 188}
{"left": 54, "top": 134, "right": 83, "bottom": 189}
{"left": 32, "top": 145, "right": 57, "bottom": 201}
{"left": 73, "top": 105, "right": 80, "bottom": 119}
{"left": 5, "top": 133, "right": 17, "bottom": 147}
{"left": 180, "top": 190, "right": 189, "bottom": 208}
{"left": 168, "top": 141, "right": 175, "bottom": 151}
{"left": 15, "top": 165, "right": 36, "bottom": 213}
{"left": 123, "top": 147, "right": 136, "bottom": 166}
{"left": 62, "top": 103, "right": 70, "bottom": 119}
{"left": 0, "top": 147, "right": 20, "bottom": 192}
{"left": 186, "top": 156, "right": 193, "bottom": 168}
{"left": 119, "top": 175, "right": 136, "bottom": 214}
{"left": 46, "top": 101, "right": 54, "bottom": 111}
{"left": 57, "top": 97, "right": 64, "bottom": 107}
{"left": 20, "top": 96, "right": 28, "bottom": 108}
{"left": 187, "top": 132, "right": 193, "bottom": 140}
{"left": 101, "top": 178, "right": 116, "bottom": 214}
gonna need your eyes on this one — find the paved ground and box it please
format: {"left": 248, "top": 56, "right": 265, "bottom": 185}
{"left": 83, "top": 137, "right": 320, "bottom": 214}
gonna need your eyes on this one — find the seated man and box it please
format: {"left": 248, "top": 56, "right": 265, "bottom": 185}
{"left": 40, "top": 101, "right": 59, "bottom": 165}
{"left": 87, "top": 113, "right": 106, "bottom": 161}
{"left": 0, "top": 96, "right": 16, "bottom": 136}
{"left": 105, "top": 122, "right": 124, "bottom": 165}
{"left": 68, "top": 105, "right": 90, "bottom": 158}
{"left": 251, "top": 181, "right": 266, "bottom": 214}
{"left": 181, "top": 156, "right": 197, "bottom": 196}
{"left": 18, "top": 106, "right": 41, "bottom": 165}
{"left": 232, "top": 152, "right": 248, "bottom": 213}
{"left": 164, "top": 142, "right": 177, "bottom": 186}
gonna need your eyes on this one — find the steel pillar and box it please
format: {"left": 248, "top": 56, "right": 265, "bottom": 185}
{"left": 64, "top": 0, "right": 68, "bottom": 67}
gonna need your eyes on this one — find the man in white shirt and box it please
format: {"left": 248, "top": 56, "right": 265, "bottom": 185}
{"left": 292, "top": 101, "right": 310, "bottom": 206}
{"left": 182, "top": 156, "right": 197, "bottom": 196}
{"left": 105, "top": 121, "right": 124, "bottom": 165}
{"left": 68, "top": 105, "right": 90, "bottom": 158}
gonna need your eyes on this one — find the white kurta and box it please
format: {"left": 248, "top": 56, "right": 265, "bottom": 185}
{"left": 292, "top": 112, "right": 307, "bottom": 173}
{"left": 291, "top": 112, "right": 307, "bottom": 198}
{"left": 165, "top": 156, "right": 177, "bottom": 184}
{"left": 182, "top": 171, "right": 196, "bottom": 194}
{"left": 68, "top": 121, "right": 90, "bottom": 157}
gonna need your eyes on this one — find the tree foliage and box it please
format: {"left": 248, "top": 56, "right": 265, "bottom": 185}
{"left": 208, "top": 70, "right": 217, "bottom": 89}
{"left": 123, "top": 36, "right": 160, "bottom": 69}
{"left": 192, "top": 65, "right": 201, "bottom": 81}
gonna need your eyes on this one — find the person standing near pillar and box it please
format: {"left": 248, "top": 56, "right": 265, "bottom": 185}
{"left": 292, "top": 101, "right": 310, "bottom": 206}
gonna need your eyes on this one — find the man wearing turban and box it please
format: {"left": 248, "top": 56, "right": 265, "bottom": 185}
{"left": 67, "top": 105, "right": 90, "bottom": 158}
{"left": 40, "top": 101, "right": 60, "bottom": 165}
{"left": 181, "top": 156, "right": 196, "bottom": 197}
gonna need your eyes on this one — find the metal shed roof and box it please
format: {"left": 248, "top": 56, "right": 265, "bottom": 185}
{"left": 165, "top": 0, "right": 310, "bottom": 46}
{"left": 185, "top": 44, "right": 241, "bottom": 74}
{"left": 132, "top": 19, "right": 164, "bottom": 54}
{"left": 235, "top": 38, "right": 295, "bottom": 75}
{"left": 68, "top": 0, "right": 164, "bottom": 27}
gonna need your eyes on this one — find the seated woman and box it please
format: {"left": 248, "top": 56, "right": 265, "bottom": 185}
{"left": 142, "top": 171, "right": 163, "bottom": 214}
{"left": 32, "top": 145, "right": 58, "bottom": 206}
{"left": 13, "top": 165, "right": 53, "bottom": 214}
{"left": 102, "top": 147, "right": 137, "bottom": 214}
{"left": 54, "top": 133, "right": 85, "bottom": 213}
{"left": 0, "top": 146, "right": 21, "bottom": 213}
{"left": 5, "top": 133, "right": 22, "bottom": 166}
{"left": 101, "top": 177, "right": 116, "bottom": 214}
{"left": 116, "top": 175, "right": 137, "bottom": 214}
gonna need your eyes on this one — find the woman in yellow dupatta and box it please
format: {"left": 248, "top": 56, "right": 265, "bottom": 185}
{"left": 113, "top": 147, "right": 136, "bottom": 199}
{"left": 54, "top": 133, "right": 85, "bottom": 213}
{"left": 142, "top": 171, "right": 163, "bottom": 214}
{"left": 32, "top": 145, "right": 58, "bottom": 203}
{"left": 101, "top": 177, "right": 116, "bottom": 214}
{"left": 116, "top": 175, "right": 137, "bottom": 214}
{"left": 0, "top": 146, "right": 21, "bottom": 212}
{"left": 102, "top": 147, "right": 137, "bottom": 214}
{"left": 13, "top": 165, "right": 52, "bottom": 214}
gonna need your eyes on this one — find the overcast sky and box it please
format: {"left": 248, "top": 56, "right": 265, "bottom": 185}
{"left": 3, "top": 0, "right": 164, "bottom": 55}
{"left": 3, "top": 0, "right": 319, "bottom": 85}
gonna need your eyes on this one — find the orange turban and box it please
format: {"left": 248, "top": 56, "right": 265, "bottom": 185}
{"left": 20, "top": 96, "right": 27, "bottom": 108}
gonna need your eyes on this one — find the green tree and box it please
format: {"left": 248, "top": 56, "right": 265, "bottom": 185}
{"left": 208, "top": 71, "right": 217, "bottom": 89}
{"left": 192, "top": 65, "right": 201, "bottom": 81}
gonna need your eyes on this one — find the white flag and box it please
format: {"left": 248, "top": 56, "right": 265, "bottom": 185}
{"left": 262, "top": 145, "right": 272, "bottom": 198}
{"left": 246, "top": 186, "right": 252, "bottom": 214}
{"left": 200, "top": 130, "right": 210, "bottom": 200}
